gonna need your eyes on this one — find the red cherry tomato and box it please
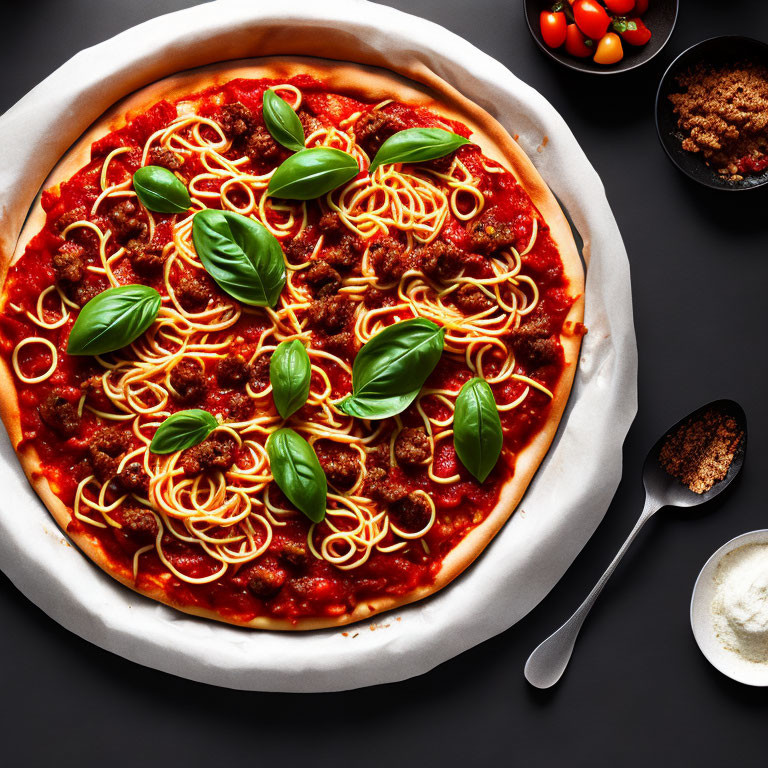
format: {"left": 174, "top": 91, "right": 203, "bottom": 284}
{"left": 573, "top": 0, "right": 611, "bottom": 40}
{"left": 593, "top": 32, "right": 624, "bottom": 65}
{"left": 564, "top": 24, "right": 593, "bottom": 58}
{"left": 540, "top": 11, "right": 567, "bottom": 49}
{"left": 633, "top": 0, "right": 649, "bottom": 14}
{"left": 621, "top": 17, "right": 652, "bottom": 46}
{"left": 604, "top": 0, "right": 635, "bottom": 13}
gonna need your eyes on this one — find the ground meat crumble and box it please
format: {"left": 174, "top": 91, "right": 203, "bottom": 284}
{"left": 668, "top": 63, "right": 768, "bottom": 180}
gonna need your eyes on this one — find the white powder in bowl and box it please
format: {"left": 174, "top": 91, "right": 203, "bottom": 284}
{"left": 711, "top": 543, "right": 768, "bottom": 664}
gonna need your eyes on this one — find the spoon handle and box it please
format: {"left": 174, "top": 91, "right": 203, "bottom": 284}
{"left": 524, "top": 495, "right": 662, "bottom": 689}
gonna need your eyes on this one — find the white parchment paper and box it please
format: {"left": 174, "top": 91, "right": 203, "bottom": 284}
{"left": 0, "top": 0, "right": 637, "bottom": 691}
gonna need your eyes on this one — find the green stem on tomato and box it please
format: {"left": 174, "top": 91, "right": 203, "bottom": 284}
{"left": 551, "top": 1, "right": 576, "bottom": 23}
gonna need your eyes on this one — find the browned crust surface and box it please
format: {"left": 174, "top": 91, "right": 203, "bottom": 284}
{"left": 0, "top": 58, "right": 584, "bottom": 631}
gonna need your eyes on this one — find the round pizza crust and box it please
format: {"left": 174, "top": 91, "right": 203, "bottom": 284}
{"left": 0, "top": 57, "right": 584, "bottom": 630}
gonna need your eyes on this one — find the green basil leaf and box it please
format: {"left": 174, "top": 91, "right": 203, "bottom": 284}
{"left": 453, "top": 377, "right": 502, "bottom": 483}
{"left": 267, "top": 148, "right": 359, "bottom": 200}
{"left": 263, "top": 89, "right": 305, "bottom": 152}
{"left": 338, "top": 318, "right": 445, "bottom": 419}
{"left": 369, "top": 128, "right": 470, "bottom": 172}
{"left": 150, "top": 409, "right": 218, "bottom": 454}
{"left": 336, "top": 393, "right": 417, "bottom": 420}
{"left": 133, "top": 165, "right": 191, "bottom": 214}
{"left": 270, "top": 339, "right": 311, "bottom": 419}
{"left": 192, "top": 209, "right": 286, "bottom": 307}
{"left": 67, "top": 285, "right": 161, "bottom": 356}
{"left": 266, "top": 428, "right": 327, "bottom": 523}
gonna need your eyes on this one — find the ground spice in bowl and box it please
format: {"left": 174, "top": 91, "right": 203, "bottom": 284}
{"left": 659, "top": 408, "right": 744, "bottom": 494}
{"left": 668, "top": 62, "right": 768, "bottom": 181}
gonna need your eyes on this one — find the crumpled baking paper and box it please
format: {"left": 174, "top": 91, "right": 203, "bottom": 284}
{"left": 0, "top": 0, "right": 637, "bottom": 691}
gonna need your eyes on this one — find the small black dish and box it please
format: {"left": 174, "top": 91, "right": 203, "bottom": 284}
{"left": 524, "top": 0, "right": 678, "bottom": 75}
{"left": 655, "top": 36, "right": 768, "bottom": 191}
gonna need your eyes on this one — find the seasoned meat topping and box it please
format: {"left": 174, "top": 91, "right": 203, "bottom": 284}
{"left": 364, "top": 467, "right": 407, "bottom": 504}
{"left": 70, "top": 280, "right": 104, "bottom": 307}
{"left": 38, "top": 390, "right": 80, "bottom": 437}
{"left": 354, "top": 109, "right": 407, "bottom": 155}
{"left": 117, "top": 461, "right": 150, "bottom": 495}
{"left": 116, "top": 505, "right": 158, "bottom": 545}
{"left": 298, "top": 109, "right": 322, "bottom": 135}
{"left": 216, "top": 354, "right": 249, "bottom": 388}
{"left": 366, "top": 442, "right": 391, "bottom": 471}
{"left": 245, "top": 560, "right": 287, "bottom": 598}
{"left": 317, "top": 212, "right": 345, "bottom": 233}
{"left": 425, "top": 152, "right": 457, "bottom": 174}
{"left": 52, "top": 242, "right": 85, "bottom": 284}
{"left": 454, "top": 283, "right": 494, "bottom": 315}
{"left": 169, "top": 358, "right": 207, "bottom": 402}
{"left": 369, "top": 237, "right": 410, "bottom": 282}
{"left": 227, "top": 392, "right": 254, "bottom": 422}
{"left": 317, "top": 443, "right": 360, "bottom": 488}
{"left": 306, "top": 294, "right": 354, "bottom": 334}
{"left": 220, "top": 102, "right": 253, "bottom": 138}
{"left": 248, "top": 355, "right": 271, "bottom": 392}
{"left": 389, "top": 492, "right": 431, "bottom": 532}
{"left": 175, "top": 275, "right": 211, "bottom": 312}
{"left": 126, "top": 240, "right": 165, "bottom": 275}
{"left": 319, "top": 330, "right": 354, "bottom": 358}
{"left": 283, "top": 232, "right": 317, "bottom": 263}
{"left": 147, "top": 147, "right": 183, "bottom": 171}
{"left": 108, "top": 200, "right": 147, "bottom": 242}
{"left": 511, "top": 314, "right": 561, "bottom": 367}
{"left": 179, "top": 435, "right": 238, "bottom": 475}
{"left": 54, "top": 206, "right": 88, "bottom": 234}
{"left": 245, "top": 126, "right": 282, "bottom": 162}
{"left": 467, "top": 210, "right": 516, "bottom": 255}
{"left": 88, "top": 426, "right": 130, "bottom": 481}
{"left": 304, "top": 259, "right": 342, "bottom": 297}
{"left": 323, "top": 234, "right": 362, "bottom": 270}
{"left": 419, "top": 239, "right": 464, "bottom": 282}
{"left": 394, "top": 427, "right": 431, "bottom": 467}
{"left": 280, "top": 540, "right": 309, "bottom": 568}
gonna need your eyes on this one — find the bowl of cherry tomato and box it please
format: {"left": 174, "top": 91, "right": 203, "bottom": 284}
{"left": 525, "top": 0, "right": 678, "bottom": 74}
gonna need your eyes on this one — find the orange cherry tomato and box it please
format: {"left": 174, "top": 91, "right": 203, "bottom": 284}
{"left": 633, "top": 0, "right": 649, "bottom": 14}
{"left": 564, "top": 24, "right": 593, "bottom": 58}
{"left": 540, "top": 11, "right": 567, "bottom": 48}
{"left": 573, "top": 0, "right": 611, "bottom": 40}
{"left": 593, "top": 32, "right": 624, "bottom": 65}
{"left": 621, "top": 17, "right": 652, "bottom": 46}
{"left": 604, "top": 0, "right": 635, "bottom": 13}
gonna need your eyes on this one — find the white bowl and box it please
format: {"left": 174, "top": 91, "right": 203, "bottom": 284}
{"left": 690, "top": 529, "right": 768, "bottom": 686}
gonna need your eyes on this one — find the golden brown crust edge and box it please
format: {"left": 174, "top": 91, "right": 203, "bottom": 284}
{"left": 0, "top": 57, "right": 584, "bottom": 631}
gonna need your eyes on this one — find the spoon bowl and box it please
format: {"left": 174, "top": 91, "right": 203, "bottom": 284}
{"left": 524, "top": 399, "right": 747, "bottom": 689}
{"left": 642, "top": 399, "right": 747, "bottom": 508}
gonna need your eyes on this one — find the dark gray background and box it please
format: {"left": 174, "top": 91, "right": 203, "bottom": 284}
{"left": 1, "top": 1, "right": 766, "bottom": 764}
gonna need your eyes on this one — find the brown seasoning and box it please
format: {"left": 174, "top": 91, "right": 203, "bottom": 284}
{"left": 659, "top": 409, "right": 743, "bottom": 494}
{"left": 668, "top": 63, "right": 768, "bottom": 180}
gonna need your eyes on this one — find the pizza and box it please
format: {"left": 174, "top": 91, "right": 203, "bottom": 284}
{"left": 0, "top": 59, "right": 585, "bottom": 629}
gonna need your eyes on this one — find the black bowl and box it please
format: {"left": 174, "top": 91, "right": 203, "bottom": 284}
{"left": 655, "top": 36, "right": 768, "bottom": 191}
{"left": 524, "top": 0, "right": 678, "bottom": 74}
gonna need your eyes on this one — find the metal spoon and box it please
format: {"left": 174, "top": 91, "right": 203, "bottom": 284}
{"left": 524, "top": 399, "right": 747, "bottom": 689}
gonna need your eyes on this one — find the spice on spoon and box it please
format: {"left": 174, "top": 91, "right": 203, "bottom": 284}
{"left": 658, "top": 408, "right": 744, "bottom": 494}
